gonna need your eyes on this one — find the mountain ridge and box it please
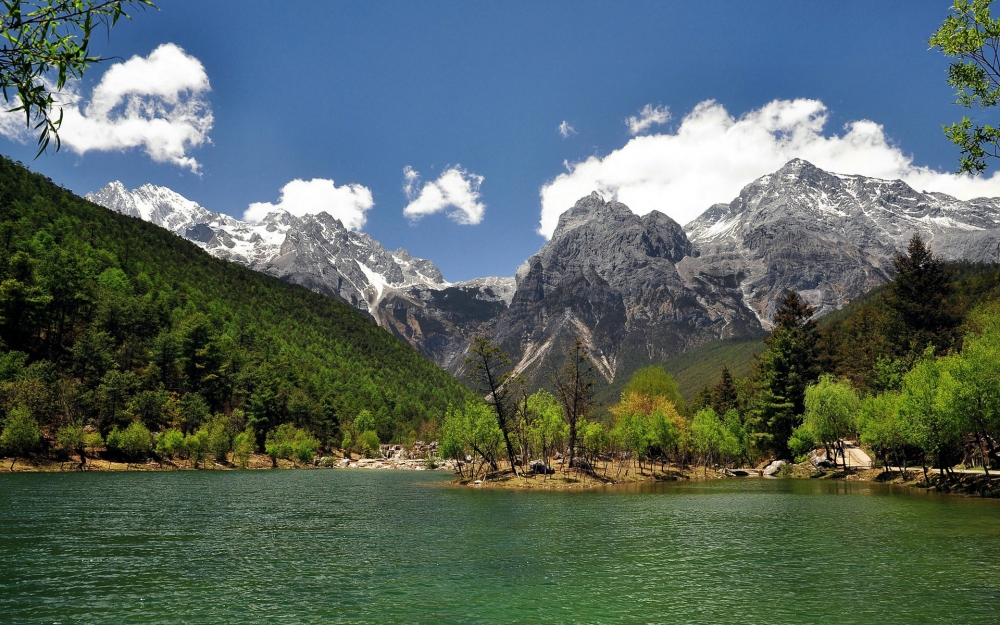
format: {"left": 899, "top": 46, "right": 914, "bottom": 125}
{"left": 87, "top": 159, "right": 1000, "bottom": 387}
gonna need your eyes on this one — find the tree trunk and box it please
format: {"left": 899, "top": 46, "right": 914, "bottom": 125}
{"left": 501, "top": 429, "right": 518, "bottom": 477}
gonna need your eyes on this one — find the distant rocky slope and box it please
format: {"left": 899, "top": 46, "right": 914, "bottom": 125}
{"left": 88, "top": 159, "right": 1000, "bottom": 386}
{"left": 86, "top": 182, "right": 514, "bottom": 362}
{"left": 483, "top": 192, "right": 763, "bottom": 386}
{"left": 684, "top": 159, "right": 1000, "bottom": 326}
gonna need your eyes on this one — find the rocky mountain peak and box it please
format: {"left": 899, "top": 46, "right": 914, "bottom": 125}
{"left": 552, "top": 192, "right": 635, "bottom": 238}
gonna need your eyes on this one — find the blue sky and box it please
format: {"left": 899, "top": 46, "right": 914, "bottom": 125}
{"left": 0, "top": 1, "right": 991, "bottom": 280}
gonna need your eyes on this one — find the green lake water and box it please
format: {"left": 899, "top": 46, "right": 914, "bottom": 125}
{"left": 1, "top": 471, "right": 999, "bottom": 624}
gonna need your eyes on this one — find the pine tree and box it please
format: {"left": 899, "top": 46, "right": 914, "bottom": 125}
{"left": 711, "top": 364, "right": 738, "bottom": 416}
{"left": 747, "top": 290, "right": 820, "bottom": 458}
{"left": 885, "top": 234, "right": 958, "bottom": 356}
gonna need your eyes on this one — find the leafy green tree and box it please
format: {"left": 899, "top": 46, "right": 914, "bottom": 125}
{"left": 579, "top": 418, "right": 608, "bottom": 468}
{"left": 787, "top": 424, "right": 817, "bottom": 462}
{"left": 465, "top": 336, "right": 520, "bottom": 474}
{"left": 931, "top": 0, "right": 1000, "bottom": 173}
{"left": 55, "top": 420, "right": 85, "bottom": 464}
{"left": 555, "top": 338, "right": 596, "bottom": 471}
{"left": 935, "top": 312, "right": 1000, "bottom": 472}
{"left": 611, "top": 401, "right": 650, "bottom": 475}
{"left": 440, "top": 400, "right": 502, "bottom": 478}
{"left": 183, "top": 428, "right": 209, "bottom": 468}
{"left": 857, "top": 391, "right": 905, "bottom": 473}
{"left": 115, "top": 420, "right": 152, "bottom": 463}
{"left": 898, "top": 351, "right": 964, "bottom": 481}
{"left": 648, "top": 401, "right": 683, "bottom": 466}
{"left": 293, "top": 431, "right": 320, "bottom": 465}
{"left": 802, "top": 375, "right": 859, "bottom": 468}
{"left": 612, "top": 391, "right": 686, "bottom": 472}
{"left": 525, "top": 389, "right": 566, "bottom": 470}
{"left": 354, "top": 409, "right": 376, "bottom": 434}
{"left": 265, "top": 423, "right": 320, "bottom": 467}
{"left": 231, "top": 426, "right": 256, "bottom": 469}
{"left": 0, "top": 0, "right": 156, "bottom": 155}
{"left": 154, "top": 428, "right": 184, "bottom": 460}
{"left": 623, "top": 365, "right": 685, "bottom": 412}
{"left": 1, "top": 405, "right": 40, "bottom": 468}
{"left": 690, "top": 407, "right": 740, "bottom": 472}
{"left": 357, "top": 429, "right": 380, "bottom": 458}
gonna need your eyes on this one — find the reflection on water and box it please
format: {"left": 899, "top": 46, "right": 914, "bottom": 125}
{"left": 1, "top": 471, "right": 998, "bottom": 624}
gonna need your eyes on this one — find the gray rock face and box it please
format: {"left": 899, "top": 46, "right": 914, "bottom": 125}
{"left": 685, "top": 159, "right": 1000, "bottom": 327}
{"left": 482, "top": 192, "right": 763, "bottom": 385}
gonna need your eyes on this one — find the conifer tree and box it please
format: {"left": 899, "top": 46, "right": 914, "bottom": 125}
{"left": 885, "top": 234, "right": 958, "bottom": 356}
{"left": 747, "top": 290, "right": 820, "bottom": 458}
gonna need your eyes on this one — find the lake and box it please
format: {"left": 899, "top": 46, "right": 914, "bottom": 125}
{"left": 1, "top": 471, "right": 998, "bottom": 624}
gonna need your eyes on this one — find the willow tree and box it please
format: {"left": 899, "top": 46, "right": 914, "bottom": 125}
{"left": 0, "top": 1, "right": 156, "bottom": 155}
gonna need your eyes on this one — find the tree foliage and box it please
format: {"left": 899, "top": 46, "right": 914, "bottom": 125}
{"left": 931, "top": 0, "right": 1000, "bottom": 173}
{"left": 0, "top": 0, "right": 156, "bottom": 155}
{"left": 0, "top": 156, "right": 469, "bottom": 464}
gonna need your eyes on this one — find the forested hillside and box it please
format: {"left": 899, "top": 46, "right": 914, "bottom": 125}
{"left": 0, "top": 157, "right": 469, "bottom": 457}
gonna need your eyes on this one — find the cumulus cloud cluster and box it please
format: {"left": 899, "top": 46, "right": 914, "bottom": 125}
{"left": 244, "top": 178, "right": 374, "bottom": 230}
{"left": 0, "top": 43, "right": 213, "bottom": 172}
{"left": 402, "top": 165, "right": 486, "bottom": 225}
{"left": 538, "top": 98, "right": 1000, "bottom": 238}
{"left": 626, "top": 104, "right": 671, "bottom": 135}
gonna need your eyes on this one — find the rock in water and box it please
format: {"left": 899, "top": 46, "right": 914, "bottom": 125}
{"left": 763, "top": 460, "right": 788, "bottom": 476}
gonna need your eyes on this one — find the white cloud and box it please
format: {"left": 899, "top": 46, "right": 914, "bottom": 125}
{"left": 558, "top": 120, "right": 577, "bottom": 138}
{"left": 626, "top": 104, "right": 671, "bottom": 135}
{"left": 244, "top": 178, "right": 374, "bottom": 229}
{"left": 0, "top": 43, "right": 212, "bottom": 172}
{"left": 538, "top": 98, "right": 1000, "bottom": 238}
{"left": 402, "top": 165, "right": 485, "bottom": 225}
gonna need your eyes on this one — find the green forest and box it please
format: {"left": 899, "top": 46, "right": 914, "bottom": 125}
{"left": 0, "top": 156, "right": 470, "bottom": 467}
{"left": 438, "top": 235, "right": 1000, "bottom": 487}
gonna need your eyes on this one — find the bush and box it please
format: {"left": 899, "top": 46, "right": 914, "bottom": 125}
{"left": 232, "top": 427, "right": 256, "bottom": 469}
{"left": 788, "top": 424, "right": 816, "bottom": 462}
{"left": 184, "top": 429, "right": 209, "bottom": 468}
{"left": 358, "top": 430, "right": 381, "bottom": 458}
{"left": 1, "top": 406, "right": 41, "bottom": 458}
{"left": 118, "top": 421, "right": 153, "bottom": 461}
{"left": 266, "top": 424, "right": 321, "bottom": 466}
{"left": 105, "top": 426, "right": 123, "bottom": 454}
{"left": 155, "top": 429, "right": 185, "bottom": 459}
{"left": 202, "top": 418, "right": 231, "bottom": 463}
{"left": 56, "top": 422, "right": 86, "bottom": 455}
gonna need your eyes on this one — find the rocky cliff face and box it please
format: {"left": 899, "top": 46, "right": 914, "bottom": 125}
{"left": 684, "top": 159, "right": 1000, "bottom": 327}
{"left": 482, "top": 192, "right": 764, "bottom": 386}
{"left": 86, "top": 182, "right": 514, "bottom": 352}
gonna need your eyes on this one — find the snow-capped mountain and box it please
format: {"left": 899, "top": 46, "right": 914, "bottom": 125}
{"left": 683, "top": 158, "right": 1000, "bottom": 325}
{"left": 87, "top": 159, "right": 1000, "bottom": 385}
{"left": 86, "top": 182, "right": 514, "bottom": 321}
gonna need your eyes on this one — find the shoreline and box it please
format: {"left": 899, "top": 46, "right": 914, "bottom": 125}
{"left": 0, "top": 453, "right": 457, "bottom": 473}
{"left": 3, "top": 454, "right": 997, "bottom": 497}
